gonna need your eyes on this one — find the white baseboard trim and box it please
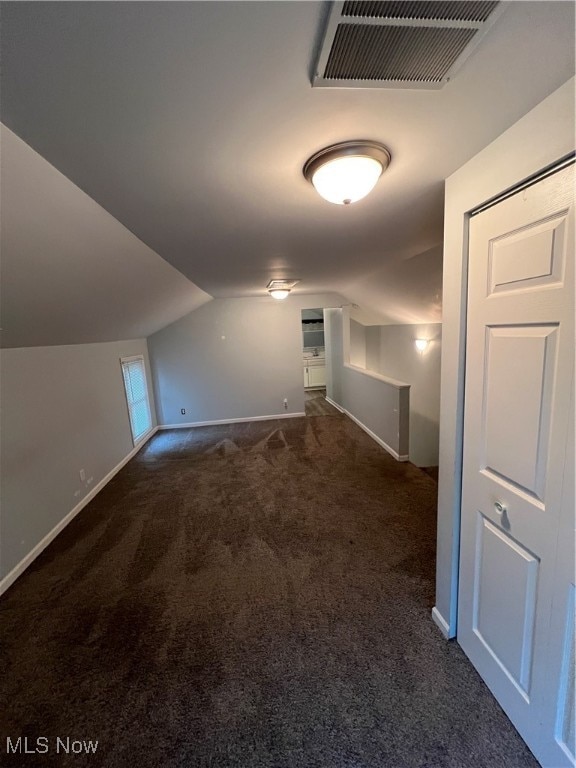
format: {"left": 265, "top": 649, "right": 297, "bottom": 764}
{"left": 432, "top": 606, "right": 451, "bottom": 639}
{"left": 325, "top": 395, "right": 345, "bottom": 414}
{"left": 342, "top": 409, "right": 409, "bottom": 462}
{"left": 0, "top": 426, "right": 159, "bottom": 598}
{"left": 159, "top": 412, "right": 306, "bottom": 429}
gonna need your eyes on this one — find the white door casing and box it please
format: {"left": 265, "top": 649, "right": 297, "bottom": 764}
{"left": 458, "top": 163, "right": 575, "bottom": 767}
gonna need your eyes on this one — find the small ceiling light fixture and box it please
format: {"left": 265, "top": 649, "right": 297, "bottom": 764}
{"left": 415, "top": 339, "right": 429, "bottom": 353}
{"left": 303, "top": 141, "right": 391, "bottom": 205}
{"left": 267, "top": 279, "right": 299, "bottom": 300}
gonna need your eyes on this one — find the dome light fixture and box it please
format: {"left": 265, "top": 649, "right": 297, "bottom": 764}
{"left": 267, "top": 279, "right": 299, "bottom": 300}
{"left": 303, "top": 141, "right": 391, "bottom": 205}
{"left": 270, "top": 288, "right": 290, "bottom": 300}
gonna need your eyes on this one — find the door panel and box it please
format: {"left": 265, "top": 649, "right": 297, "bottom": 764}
{"left": 473, "top": 516, "right": 539, "bottom": 697}
{"left": 482, "top": 325, "right": 557, "bottom": 499}
{"left": 555, "top": 583, "right": 575, "bottom": 762}
{"left": 458, "top": 163, "right": 574, "bottom": 767}
{"left": 549, "top": 382, "right": 575, "bottom": 767}
{"left": 489, "top": 212, "right": 567, "bottom": 293}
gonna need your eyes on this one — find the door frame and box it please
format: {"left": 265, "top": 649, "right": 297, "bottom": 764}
{"left": 432, "top": 77, "right": 575, "bottom": 640}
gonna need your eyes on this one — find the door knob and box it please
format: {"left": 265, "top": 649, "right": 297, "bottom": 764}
{"left": 494, "top": 501, "right": 506, "bottom": 515}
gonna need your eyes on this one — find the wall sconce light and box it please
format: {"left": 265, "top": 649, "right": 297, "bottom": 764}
{"left": 303, "top": 141, "right": 391, "bottom": 205}
{"left": 415, "top": 339, "right": 429, "bottom": 353}
{"left": 267, "top": 279, "right": 299, "bottom": 300}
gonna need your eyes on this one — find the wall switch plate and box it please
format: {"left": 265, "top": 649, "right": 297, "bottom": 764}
{"left": 79, "top": 469, "right": 86, "bottom": 482}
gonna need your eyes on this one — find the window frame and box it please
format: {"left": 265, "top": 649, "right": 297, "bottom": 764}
{"left": 120, "top": 354, "right": 153, "bottom": 446}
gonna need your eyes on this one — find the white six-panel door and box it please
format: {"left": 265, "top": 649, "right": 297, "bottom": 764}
{"left": 458, "top": 163, "right": 575, "bottom": 767}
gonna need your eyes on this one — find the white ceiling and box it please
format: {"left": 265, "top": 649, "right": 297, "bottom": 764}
{"left": 1, "top": 1, "right": 574, "bottom": 341}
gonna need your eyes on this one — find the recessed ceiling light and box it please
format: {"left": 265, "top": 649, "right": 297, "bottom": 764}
{"left": 267, "top": 279, "right": 299, "bottom": 300}
{"left": 303, "top": 141, "right": 391, "bottom": 205}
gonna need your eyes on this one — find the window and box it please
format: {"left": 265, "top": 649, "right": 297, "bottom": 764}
{"left": 121, "top": 356, "right": 152, "bottom": 444}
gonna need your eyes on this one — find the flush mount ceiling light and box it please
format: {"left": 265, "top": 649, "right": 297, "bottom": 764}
{"left": 303, "top": 141, "right": 391, "bottom": 205}
{"left": 267, "top": 279, "right": 300, "bottom": 300}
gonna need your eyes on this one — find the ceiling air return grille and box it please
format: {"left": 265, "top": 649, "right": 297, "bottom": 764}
{"left": 340, "top": 2, "right": 499, "bottom": 22}
{"left": 313, "top": 0, "right": 503, "bottom": 89}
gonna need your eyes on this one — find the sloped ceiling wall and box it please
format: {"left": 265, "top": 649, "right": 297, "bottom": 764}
{"left": 347, "top": 245, "right": 443, "bottom": 326}
{"left": 0, "top": 126, "right": 212, "bottom": 348}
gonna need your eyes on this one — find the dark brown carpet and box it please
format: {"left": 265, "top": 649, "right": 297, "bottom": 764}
{"left": 0, "top": 415, "right": 537, "bottom": 768}
{"left": 421, "top": 466, "right": 439, "bottom": 483}
{"left": 304, "top": 389, "right": 339, "bottom": 417}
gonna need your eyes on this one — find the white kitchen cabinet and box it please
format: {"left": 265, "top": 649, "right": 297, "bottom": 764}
{"left": 303, "top": 360, "right": 326, "bottom": 389}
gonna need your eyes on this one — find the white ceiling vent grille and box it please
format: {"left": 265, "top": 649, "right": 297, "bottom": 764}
{"left": 313, "top": 1, "right": 503, "bottom": 89}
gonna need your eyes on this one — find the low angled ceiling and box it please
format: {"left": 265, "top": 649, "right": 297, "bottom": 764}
{"left": 1, "top": 126, "right": 211, "bottom": 348}
{"left": 1, "top": 1, "right": 574, "bottom": 336}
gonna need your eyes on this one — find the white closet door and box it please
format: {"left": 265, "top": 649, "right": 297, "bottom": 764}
{"left": 458, "top": 163, "right": 575, "bottom": 767}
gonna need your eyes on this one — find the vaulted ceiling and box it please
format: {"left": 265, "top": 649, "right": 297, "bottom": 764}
{"left": 1, "top": 1, "right": 574, "bottom": 346}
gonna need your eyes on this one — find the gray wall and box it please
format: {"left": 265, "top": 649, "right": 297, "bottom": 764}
{"left": 324, "top": 308, "right": 343, "bottom": 405}
{"left": 366, "top": 323, "right": 442, "bottom": 467}
{"left": 0, "top": 339, "right": 156, "bottom": 583}
{"left": 349, "top": 319, "right": 367, "bottom": 368}
{"left": 325, "top": 308, "right": 409, "bottom": 459}
{"left": 148, "top": 294, "right": 344, "bottom": 426}
{"left": 341, "top": 366, "right": 409, "bottom": 458}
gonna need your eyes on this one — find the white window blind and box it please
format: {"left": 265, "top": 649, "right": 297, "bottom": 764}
{"left": 121, "top": 356, "right": 152, "bottom": 444}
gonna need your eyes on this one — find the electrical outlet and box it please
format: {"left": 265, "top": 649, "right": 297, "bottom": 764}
{"left": 181, "top": 408, "right": 186, "bottom": 415}
{"left": 79, "top": 469, "right": 86, "bottom": 482}
{"left": 283, "top": 398, "right": 288, "bottom": 410}
{"left": 87, "top": 476, "right": 94, "bottom": 485}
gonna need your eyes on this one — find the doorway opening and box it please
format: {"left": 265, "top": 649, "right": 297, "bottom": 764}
{"left": 301, "top": 308, "right": 338, "bottom": 417}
